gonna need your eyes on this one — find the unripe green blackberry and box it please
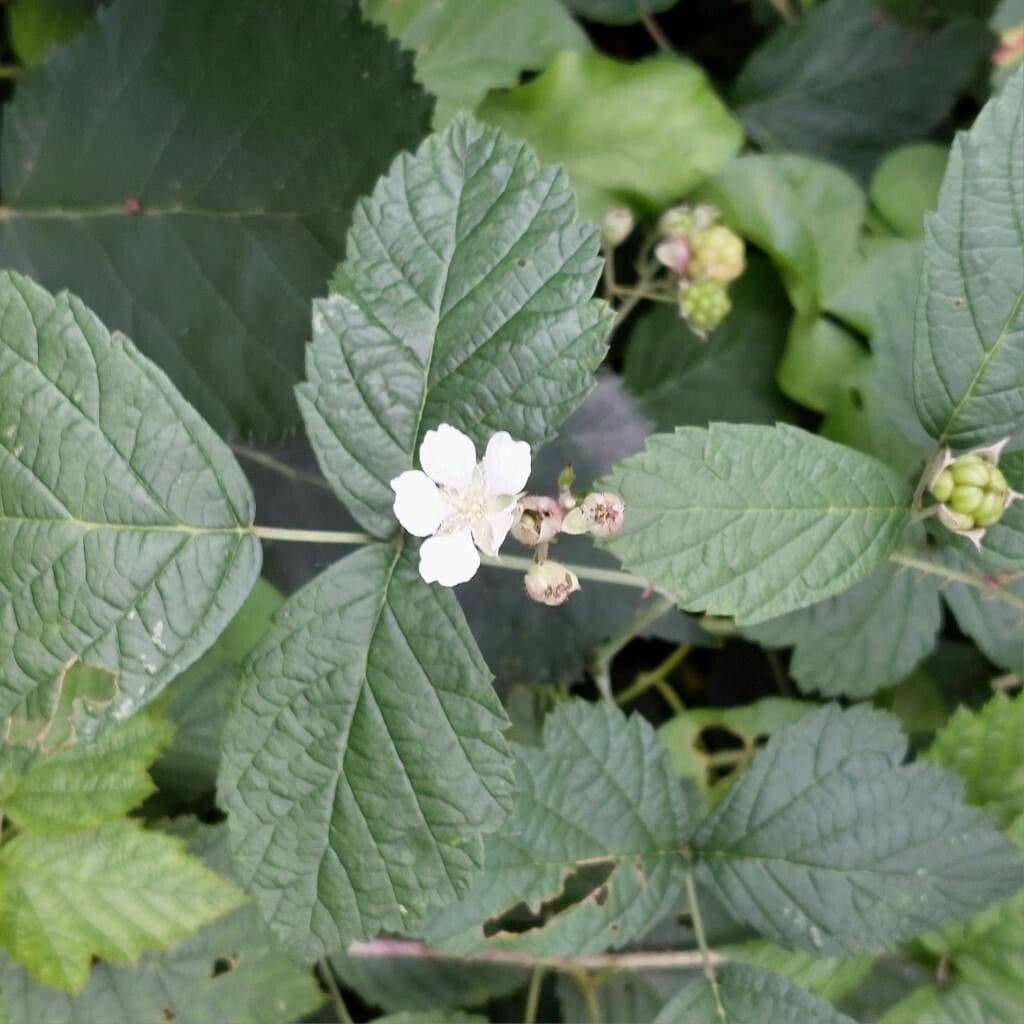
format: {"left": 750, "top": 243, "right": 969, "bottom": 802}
{"left": 974, "top": 490, "right": 1007, "bottom": 527}
{"left": 989, "top": 467, "right": 1008, "bottom": 494}
{"left": 929, "top": 443, "right": 1021, "bottom": 544}
{"left": 943, "top": 508, "right": 977, "bottom": 532}
{"left": 951, "top": 459, "right": 990, "bottom": 487}
{"left": 688, "top": 225, "right": 745, "bottom": 284}
{"left": 679, "top": 280, "right": 731, "bottom": 332}
{"left": 929, "top": 468, "right": 955, "bottom": 503}
{"left": 950, "top": 485, "right": 985, "bottom": 515}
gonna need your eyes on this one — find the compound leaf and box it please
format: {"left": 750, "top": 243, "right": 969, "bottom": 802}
{"left": 913, "top": 69, "right": 1024, "bottom": 448}
{"left": 603, "top": 424, "right": 911, "bottom": 624}
{"left": 298, "top": 113, "right": 611, "bottom": 536}
{"left": 219, "top": 544, "right": 514, "bottom": 961}
{"left": 420, "top": 700, "right": 690, "bottom": 955}
{"left": 0, "top": 271, "right": 260, "bottom": 741}
{"left": 692, "top": 705, "right": 1024, "bottom": 954}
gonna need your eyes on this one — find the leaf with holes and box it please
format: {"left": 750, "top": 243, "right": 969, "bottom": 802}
{"left": 219, "top": 544, "right": 514, "bottom": 961}
{"left": 602, "top": 424, "right": 911, "bottom": 624}
{"left": 0, "top": 271, "right": 260, "bottom": 741}
{"left": 691, "top": 705, "right": 1024, "bottom": 954}
{"left": 419, "top": 700, "right": 690, "bottom": 956}
{"left": 913, "top": 68, "right": 1024, "bottom": 448}
{"left": 0, "top": 820, "right": 244, "bottom": 991}
{"left": 0, "top": 0, "right": 430, "bottom": 436}
{"left": 298, "top": 113, "right": 611, "bottom": 536}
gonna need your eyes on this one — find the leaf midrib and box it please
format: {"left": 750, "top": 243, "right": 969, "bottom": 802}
{"left": 0, "top": 513, "right": 248, "bottom": 537}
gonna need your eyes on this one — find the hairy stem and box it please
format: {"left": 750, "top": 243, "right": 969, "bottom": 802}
{"left": 685, "top": 869, "right": 726, "bottom": 1021}
{"left": 316, "top": 959, "right": 354, "bottom": 1024}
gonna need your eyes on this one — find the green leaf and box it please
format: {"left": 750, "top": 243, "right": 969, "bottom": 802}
{"left": 298, "top": 113, "right": 611, "bottom": 536}
{"left": 0, "top": 0, "right": 431, "bottom": 436}
{"left": 478, "top": 50, "right": 742, "bottom": 217}
{"left": 926, "top": 694, "right": 1024, "bottom": 829}
{"left": 653, "top": 964, "right": 860, "bottom": 1024}
{"left": 0, "top": 820, "right": 244, "bottom": 992}
{"left": 870, "top": 145, "right": 949, "bottom": 239}
{"left": 0, "top": 823, "right": 323, "bottom": 1024}
{"left": 977, "top": 449, "right": 1024, "bottom": 569}
{"left": 776, "top": 314, "right": 867, "bottom": 414}
{"left": 219, "top": 544, "right": 514, "bottom": 961}
{"left": 603, "top": 423, "right": 911, "bottom": 624}
{"left": 371, "top": 1013, "right": 487, "bottom": 1024}
{"left": 557, "top": 969, "right": 680, "bottom": 1024}
{"left": 0, "top": 271, "right": 261, "bottom": 740}
{"left": 151, "top": 578, "right": 282, "bottom": 801}
{"left": 732, "top": 0, "right": 990, "bottom": 179}
{"left": 938, "top": 546, "right": 1024, "bottom": 678}
{"left": 693, "top": 154, "right": 865, "bottom": 315}
{"left": 562, "top": 0, "right": 677, "bottom": 25}
{"left": 692, "top": 705, "right": 1024, "bottom": 954}
{"left": 8, "top": 0, "right": 92, "bottom": 66}
{"left": 745, "top": 557, "right": 943, "bottom": 699}
{"left": 364, "top": 0, "right": 588, "bottom": 125}
{"left": 0, "top": 704, "right": 171, "bottom": 832}
{"left": 880, "top": 982, "right": 1023, "bottom": 1024}
{"left": 624, "top": 257, "right": 792, "bottom": 430}
{"left": 723, "top": 942, "right": 872, "bottom": 1004}
{"left": 913, "top": 69, "right": 1024, "bottom": 448}
{"left": 420, "top": 700, "right": 690, "bottom": 955}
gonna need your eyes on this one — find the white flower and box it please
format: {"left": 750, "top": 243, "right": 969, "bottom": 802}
{"left": 391, "top": 424, "right": 531, "bottom": 586}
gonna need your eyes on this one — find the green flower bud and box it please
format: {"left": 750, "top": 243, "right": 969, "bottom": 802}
{"left": 601, "top": 206, "right": 635, "bottom": 249}
{"left": 688, "top": 225, "right": 745, "bottom": 284}
{"left": 951, "top": 459, "right": 990, "bottom": 487}
{"left": 658, "top": 205, "right": 695, "bottom": 238}
{"left": 974, "top": 490, "right": 1007, "bottom": 527}
{"left": 929, "top": 468, "right": 955, "bottom": 503}
{"left": 524, "top": 560, "right": 581, "bottom": 606}
{"left": 950, "top": 485, "right": 985, "bottom": 515}
{"left": 679, "top": 279, "right": 731, "bottom": 333}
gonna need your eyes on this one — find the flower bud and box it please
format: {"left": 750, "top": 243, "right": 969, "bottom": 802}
{"left": 655, "top": 237, "right": 690, "bottom": 276}
{"left": 510, "top": 495, "right": 562, "bottom": 547}
{"left": 524, "top": 560, "right": 581, "bottom": 606}
{"left": 581, "top": 491, "right": 625, "bottom": 537}
{"left": 601, "top": 206, "right": 635, "bottom": 248}
{"left": 687, "top": 225, "right": 745, "bottom": 284}
{"left": 679, "top": 279, "right": 731, "bottom": 334}
{"left": 658, "top": 204, "right": 696, "bottom": 238}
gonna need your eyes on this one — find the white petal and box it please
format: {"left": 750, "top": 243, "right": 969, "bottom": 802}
{"left": 390, "top": 471, "right": 445, "bottom": 537}
{"left": 472, "top": 507, "right": 515, "bottom": 557}
{"left": 418, "top": 529, "right": 481, "bottom": 586}
{"left": 420, "top": 424, "right": 476, "bottom": 490}
{"left": 483, "top": 432, "right": 531, "bottom": 496}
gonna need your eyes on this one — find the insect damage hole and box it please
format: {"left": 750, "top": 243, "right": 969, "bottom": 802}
{"left": 210, "top": 953, "right": 239, "bottom": 978}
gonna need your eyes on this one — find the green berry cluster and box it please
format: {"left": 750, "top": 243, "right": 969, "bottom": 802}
{"left": 689, "top": 225, "right": 745, "bottom": 284}
{"left": 679, "top": 279, "right": 732, "bottom": 332}
{"left": 929, "top": 453, "right": 1010, "bottom": 529}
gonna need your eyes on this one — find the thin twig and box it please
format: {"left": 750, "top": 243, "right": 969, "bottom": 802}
{"left": 615, "top": 643, "right": 690, "bottom": 707}
{"left": 573, "top": 969, "right": 602, "bottom": 1024}
{"left": 685, "top": 870, "right": 726, "bottom": 1022}
{"left": 480, "top": 551, "right": 651, "bottom": 590}
{"left": 316, "top": 958, "right": 354, "bottom": 1024}
{"left": 639, "top": 10, "right": 675, "bottom": 52}
{"left": 524, "top": 965, "right": 545, "bottom": 1023}
{"left": 588, "top": 593, "right": 677, "bottom": 701}
{"left": 232, "top": 443, "right": 335, "bottom": 492}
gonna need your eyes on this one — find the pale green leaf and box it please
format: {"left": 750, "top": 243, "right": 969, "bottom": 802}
{"left": 880, "top": 982, "right": 1022, "bottom": 1024}
{"left": 479, "top": 50, "right": 742, "bottom": 217}
{"left": 562, "top": 0, "right": 677, "bottom": 25}
{"left": 733, "top": 0, "right": 988, "bottom": 179}
{"left": 913, "top": 69, "right": 1024, "bottom": 447}
{"left": 8, "top": 0, "right": 91, "bottom": 67}
{"left": 926, "top": 693, "right": 1024, "bottom": 828}
{"left": 624, "top": 257, "right": 792, "bottom": 430}
{"left": 420, "top": 700, "right": 690, "bottom": 955}
{"left": 0, "top": 271, "right": 261, "bottom": 740}
{"left": 692, "top": 705, "right": 1024, "bottom": 953}
{"left": 364, "top": 0, "right": 588, "bottom": 125}
{"left": 0, "top": 821, "right": 244, "bottom": 991}
{"left": 0, "top": 704, "right": 171, "bottom": 832}
{"left": 653, "top": 964, "right": 859, "bottom": 1024}
{"left": 0, "top": 0, "right": 431, "bottom": 436}
{"left": 776, "top": 314, "right": 867, "bottom": 414}
{"left": 746, "top": 558, "right": 943, "bottom": 699}
{"left": 603, "top": 423, "right": 911, "bottom": 624}
{"left": 298, "top": 113, "right": 611, "bottom": 536}
{"left": 870, "top": 145, "right": 949, "bottom": 239}
{"left": 557, "top": 969, "right": 679, "bottom": 1024}
{"left": 0, "top": 823, "right": 323, "bottom": 1024}
{"left": 219, "top": 544, "right": 514, "bottom": 961}
{"left": 722, "top": 941, "right": 872, "bottom": 1004}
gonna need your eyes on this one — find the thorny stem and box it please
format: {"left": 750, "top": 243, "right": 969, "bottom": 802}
{"left": 524, "top": 966, "right": 545, "bottom": 1023}
{"left": 685, "top": 868, "right": 726, "bottom": 1022}
{"left": 316, "top": 958, "right": 354, "bottom": 1024}
{"left": 615, "top": 643, "right": 690, "bottom": 709}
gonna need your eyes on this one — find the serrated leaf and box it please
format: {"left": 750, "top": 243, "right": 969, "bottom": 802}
{"left": 745, "top": 556, "right": 942, "bottom": 699}
{"left": 364, "top": 0, "right": 588, "bottom": 126}
{"left": 733, "top": 0, "right": 989, "bottom": 179}
{"left": 0, "top": 271, "right": 261, "bottom": 739}
{"left": 925, "top": 694, "right": 1024, "bottom": 828}
{"left": 913, "top": 68, "right": 1024, "bottom": 448}
{"left": 298, "top": 113, "right": 611, "bottom": 536}
{"left": 603, "top": 423, "right": 911, "bottom": 624}
{"left": 723, "top": 941, "right": 872, "bottom": 1004}
{"left": 151, "top": 578, "right": 282, "bottom": 801}
{"left": 653, "top": 964, "right": 860, "bottom": 1024}
{"left": 624, "top": 257, "right": 792, "bottom": 431}
{"left": 870, "top": 144, "right": 949, "bottom": 239}
{"left": 0, "top": 820, "right": 244, "bottom": 991}
{"left": 219, "top": 544, "right": 514, "bottom": 961}
{"left": 420, "top": 700, "right": 689, "bottom": 955}
{"left": 0, "top": 823, "right": 323, "bottom": 1024}
{"left": 692, "top": 705, "right": 1024, "bottom": 954}
{"left": 478, "top": 50, "right": 742, "bottom": 217}
{"left": 0, "top": 704, "right": 171, "bottom": 832}
{"left": 0, "top": 0, "right": 431, "bottom": 436}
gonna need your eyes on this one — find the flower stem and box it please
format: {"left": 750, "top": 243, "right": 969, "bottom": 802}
{"left": 479, "top": 551, "right": 650, "bottom": 589}
{"left": 685, "top": 869, "right": 726, "bottom": 1022}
